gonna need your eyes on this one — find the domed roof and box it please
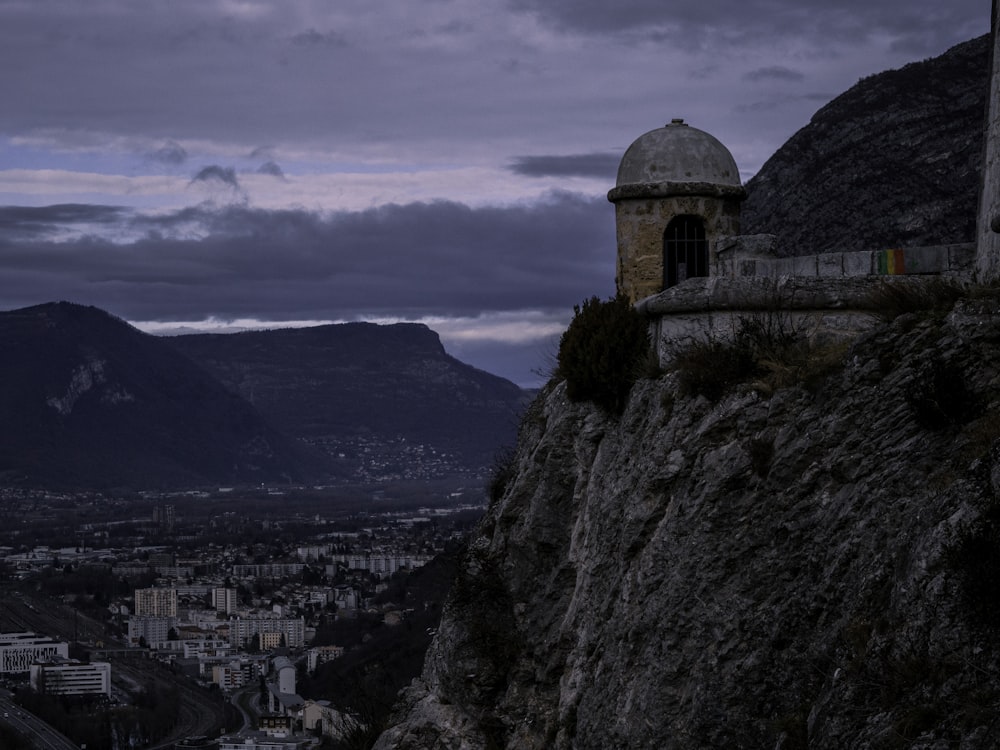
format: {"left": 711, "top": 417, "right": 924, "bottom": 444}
{"left": 616, "top": 119, "right": 741, "bottom": 187}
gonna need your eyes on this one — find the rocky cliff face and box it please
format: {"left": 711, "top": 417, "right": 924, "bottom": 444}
{"left": 375, "top": 298, "right": 1000, "bottom": 748}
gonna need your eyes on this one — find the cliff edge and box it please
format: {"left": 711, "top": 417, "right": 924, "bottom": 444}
{"left": 375, "top": 297, "right": 1000, "bottom": 748}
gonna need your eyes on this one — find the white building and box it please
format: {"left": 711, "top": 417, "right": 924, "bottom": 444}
{"left": 30, "top": 659, "right": 111, "bottom": 696}
{"left": 231, "top": 563, "right": 304, "bottom": 578}
{"left": 212, "top": 661, "right": 247, "bottom": 691}
{"left": 134, "top": 587, "right": 178, "bottom": 617}
{"left": 272, "top": 656, "right": 296, "bottom": 695}
{"left": 229, "top": 616, "right": 306, "bottom": 649}
{"left": 0, "top": 633, "right": 69, "bottom": 674}
{"left": 307, "top": 645, "right": 345, "bottom": 673}
{"left": 218, "top": 733, "right": 311, "bottom": 750}
{"left": 127, "top": 615, "right": 178, "bottom": 647}
{"left": 327, "top": 553, "right": 429, "bottom": 576}
{"left": 212, "top": 587, "right": 238, "bottom": 615}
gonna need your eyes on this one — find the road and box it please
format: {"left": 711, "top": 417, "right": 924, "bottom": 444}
{"left": 0, "top": 692, "right": 78, "bottom": 750}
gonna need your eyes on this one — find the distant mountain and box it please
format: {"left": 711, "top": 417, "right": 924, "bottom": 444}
{"left": 0, "top": 302, "right": 328, "bottom": 489}
{"left": 168, "top": 323, "right": 528, "bottom": 479}
{"left": 742, "top": 34, "right": 989, "bottom": 255}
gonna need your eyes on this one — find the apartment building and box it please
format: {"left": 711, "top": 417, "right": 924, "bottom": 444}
{"left": 212, "top": 587, "right": 238, "bottom": 615}
{"left": 127, "top": 615, "right": 178, "bottom": 647}
{"left": 133, "top": 586, "right": 178, "bottom": 617}
{"left": 229, "top": 616, "right": 306, "bottom": 649}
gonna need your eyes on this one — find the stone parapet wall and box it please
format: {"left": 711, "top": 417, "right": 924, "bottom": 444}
{"left": 636, "top": 275, "right": 919, "bottom": 316}
{"left": 714, "top": 236, "right": 976, "bottom": 280}
{"left": 636, "top": 274, "right": 960, "bottom": 366}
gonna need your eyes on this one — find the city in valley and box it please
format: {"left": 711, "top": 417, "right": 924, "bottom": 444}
{"left": 0, "top": 480, "right": 484, "bottom": 749}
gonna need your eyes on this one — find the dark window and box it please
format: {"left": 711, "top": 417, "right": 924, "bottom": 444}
{"left": 663, "top": 215, "right": 708, "bottom": 289}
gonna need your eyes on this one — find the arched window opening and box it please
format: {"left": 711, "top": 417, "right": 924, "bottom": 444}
{"left": 663, "top": 215, "right": 708, "bottom": 289}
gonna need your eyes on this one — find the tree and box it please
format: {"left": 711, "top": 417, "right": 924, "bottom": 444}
{"left": 557, "top": 295, "right": 651, "bottom": 414}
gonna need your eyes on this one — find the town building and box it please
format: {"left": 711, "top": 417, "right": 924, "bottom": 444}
{"left": 266, "top": 656, "right": 304, "bottom": 718}
{"left": 212, "top": 661, "right": 248, "bottom": 691}
{"left": 0, "top": 632, "right": 69, "bottom": 674}
{"left": 29, "top": 658, "right": 111, "bottom": 696}
{"left": 212, "top": 587, "right": 238, "bottom": 615}
{"left": 127, "top": 615, "right": 178, "bottom": 647}
{"left": 134, "top": 586, "right": 178, "bottom": 617}
{"left": 306, "top": 645, "right": 344, "bottom": 673}
{"left": 231, "top": 563, "right": 304, "bottom": 578}
{"left": 217, "top": 733, "right": 310, "bottom": 750}
{"left": 229, "top": 616, "right": 306, "bottom": 649}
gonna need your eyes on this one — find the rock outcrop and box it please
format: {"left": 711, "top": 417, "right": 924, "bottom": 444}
{"left": 375, "top": 297, "right": 1000, "bottom": 748}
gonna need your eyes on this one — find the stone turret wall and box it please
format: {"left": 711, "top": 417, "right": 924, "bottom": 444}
{"left": 613, "top": 191, "right": 742, "bottom": 302}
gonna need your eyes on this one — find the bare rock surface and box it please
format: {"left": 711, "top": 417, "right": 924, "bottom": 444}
{"left": 376, "top": 299, "right": 1000, "bottom": 748}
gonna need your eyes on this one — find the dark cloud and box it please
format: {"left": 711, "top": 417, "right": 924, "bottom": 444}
{"left": 508, "top": 153, "right": 620, "bottom": 179}
{"left": 149, "top": 140, "right": 188, "bottom": 165}
{"left": 743, "top": 66, "right": 805, "bottom": 83}
{"left": 0, "top": 204, "right": 127, "bottom": 240}
{"left": 507, "top": 0, "right": 984, "bottom": 55}
{"left": 191, "top": 165, "right": 241, "bottom": 190}
{"left": 0, "top": 0, "right": 984, "bottom": 167}
{"left": 0, "top": 194, "right": 616, "bottom": 322}
{"left": 291, "top": 29, "right": 349, "bottom": 48}
{"left": 256, "top": 161, "right": 286, "bottom": 179}
{"left": 250, "top": 146, "right": 276, "bottom": 160}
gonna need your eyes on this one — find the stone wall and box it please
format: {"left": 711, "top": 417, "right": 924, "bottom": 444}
{"left": 715, "top": 236, "right": 975, "bottom": 280}
{"left": 635, "top": 273, "right": 969, "bottom": 367}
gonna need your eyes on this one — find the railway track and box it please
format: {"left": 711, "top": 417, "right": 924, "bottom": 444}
{"left": 0, "top": 586, "right": 226, "bottom": 746}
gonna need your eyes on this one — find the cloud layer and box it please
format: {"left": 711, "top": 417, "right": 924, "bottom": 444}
{"left": 0, "top": 0, "right": 989, "bottom": 384}
{"left": 0, "top": 193, "right": 615, "bottom": 320}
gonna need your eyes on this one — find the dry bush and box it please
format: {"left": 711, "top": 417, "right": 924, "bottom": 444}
{"left": 869, "top": 278, "right": 965, "bottom": 321}
{"left": 673, "top": 311, "right": 847, "bottom": 401}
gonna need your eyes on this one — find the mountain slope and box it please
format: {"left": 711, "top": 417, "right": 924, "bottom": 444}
{"left": 375, "top": 298, "right": 1000, "bottom": 749}
{"left": 0, "top": 302, "right": 327, "bottom": 489}
{"left": 169, "top": 323, "right": 528, "bottom": 477}
{"left": 742, "top": 34, "right": 989, "bottom": 255}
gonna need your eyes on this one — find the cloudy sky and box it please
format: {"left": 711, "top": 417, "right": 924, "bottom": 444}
{"left": 0, "top": 0, "right": 989, "bottom": 386}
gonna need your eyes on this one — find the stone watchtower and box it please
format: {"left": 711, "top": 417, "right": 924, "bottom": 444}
{"left": 608, "top": 119, "right": 746, "bottom": 302}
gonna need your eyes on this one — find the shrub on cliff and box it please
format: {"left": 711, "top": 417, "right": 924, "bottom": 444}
{"left": 557, "top": 295, "right": 651, "bottom": 414}
{"left": 672, "top": 311, "right": 845, "bottom": 401}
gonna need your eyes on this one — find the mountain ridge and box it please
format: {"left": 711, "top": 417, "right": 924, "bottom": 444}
{"left": 169, "top": 322, "right": 528, "bottom": 479}
{"left": 0, "top": 302, "right": 527, "bottom": 489}
{"left": 742, "top": 34, "right": 989, "bottom": 255}
{"left": 0, "top": 301, "right": 328, "bottom": 490}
